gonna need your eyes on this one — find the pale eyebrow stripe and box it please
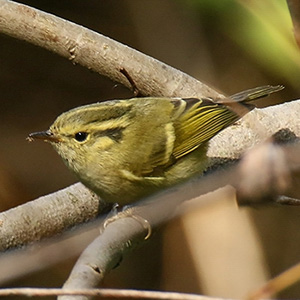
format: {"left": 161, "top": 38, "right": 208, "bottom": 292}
{"left": 87, "top": 116, "right": 131, "bottom": 132}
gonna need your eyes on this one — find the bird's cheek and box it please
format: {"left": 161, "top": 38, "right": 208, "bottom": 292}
{"left": 53, "top": 143, "right": 75, "bottom": 163}
{"left": 94, "top": 137, "right": 116, "bottom": 151}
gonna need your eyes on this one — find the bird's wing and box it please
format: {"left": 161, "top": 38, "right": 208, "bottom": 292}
{"left": 142, "top": 84, "right": 284, "bottom": 173}
{"left": 172, "top": 98, "right": 240, "bottom": 159}
{"left": 139, "top": 97, "right": 240, "bottom": 176}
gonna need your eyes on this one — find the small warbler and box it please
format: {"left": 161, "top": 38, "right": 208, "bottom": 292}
{"left": 28, "top": 85, "right": 283, "bottom": 205}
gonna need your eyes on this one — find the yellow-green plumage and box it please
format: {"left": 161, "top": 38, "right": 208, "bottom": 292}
{"left": 28, "top": 85, "right": 283, "bottom": 205}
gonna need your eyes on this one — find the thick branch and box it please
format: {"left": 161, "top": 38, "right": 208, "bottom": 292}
{"left": 0, "top": 183, "right": 106, "bottom": 251}
{"left": 0, "top": 0, "right": 223, "bottom": 99}
{"left": 208, "top": 101, "right": 300, "bottom": 158}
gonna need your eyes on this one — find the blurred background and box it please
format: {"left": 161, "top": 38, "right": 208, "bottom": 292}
{"left": 0, "top": 0, "right": 300, "bottom": 299}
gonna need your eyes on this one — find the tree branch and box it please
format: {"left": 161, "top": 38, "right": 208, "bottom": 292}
{"left": 0, "top": 0, "right": 223, "bottom": 99}
{"left": 0, "top": 287, "right": 228, "bottom": 300}
{"left": 0, "top": 183, "right": 106, "bottom": 251}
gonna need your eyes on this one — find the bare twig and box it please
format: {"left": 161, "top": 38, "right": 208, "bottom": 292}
{"left": 275, "top": 195, "right": 300, "bottom": 205}
{"left": 0, "top": 287, "right": 228, "bottom": 300}
{"left": 248, "top": 262, "right": 300, "bottom": 300}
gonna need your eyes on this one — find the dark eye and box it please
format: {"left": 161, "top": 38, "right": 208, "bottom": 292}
{"left": 74, "top": 132, "right": 88, "bottom": 142}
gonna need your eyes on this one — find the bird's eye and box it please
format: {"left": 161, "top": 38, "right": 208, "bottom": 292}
{"left": 74, "top": 132, "right": 88, "bottom": 142}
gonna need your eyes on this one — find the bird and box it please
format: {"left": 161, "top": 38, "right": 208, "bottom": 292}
{"left": 28, "top": 85, "right": 283, "bottom": 205}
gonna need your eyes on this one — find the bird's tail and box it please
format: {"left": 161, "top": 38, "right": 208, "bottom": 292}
{"left": 229, "top": 85, "right": 284, "bottom": 102}
{"left": 229, "top": 85, "right": 284, "bottom": 103}
{"left": 218, "top": 85, "right": 284, "bottom": 117}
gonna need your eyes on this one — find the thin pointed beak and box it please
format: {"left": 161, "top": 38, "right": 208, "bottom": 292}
{"left": 27, "top": 130, "right": 60, "bottom": 143}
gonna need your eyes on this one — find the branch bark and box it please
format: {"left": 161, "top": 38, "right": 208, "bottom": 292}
{"left": 0, "top": 0, "right": 223, "bottom": 99}
{"left": 0, "top": 183, "right": 105, "bottom": 251}
{"left": 0, "top": 287, "right": 228, "bottom": 300}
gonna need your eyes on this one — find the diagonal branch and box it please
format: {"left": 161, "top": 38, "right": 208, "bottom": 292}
{"left": 0, "top": 0, "right": 223, "bottom": 99}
